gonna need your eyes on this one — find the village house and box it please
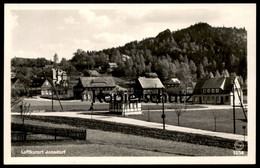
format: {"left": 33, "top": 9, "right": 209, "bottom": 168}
{"left": 145, "top": 72, "right": 158, "bottom": 78}
{"left": 84, "top": 70, "right": 101, "bottom": 77}
{"left": 41, "top": 77, "right": 77, "bottom": 99}
{"left": 107, "top": 62, "right": 118, "bottom": 72}
{"left": 41, "top": 78, "right": 53, "bottom": 97}
{"left": 163, "top": 78, "right": 181, "bottom": 87}
{"left": 122, "top": 54, "right": 131, "bottom": 62}
{"left": 28, "top": 78, "right": 46, "bottom": 96}
{"left": 135, "top": 76, "right": 165, "bottom": 97}
{"left": 11, "top": 78, "right": 27, "bottom": 96}
{"left": 74, "top": 76, "right": 116, "bottom": 101}
{"left": 52, "top": 68, "right": 67, "bottom": 85}
{"left": 192, "top": 76, "right": 243, "bottom": 105}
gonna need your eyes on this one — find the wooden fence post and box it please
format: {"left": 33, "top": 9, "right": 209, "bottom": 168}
{"left": 54, "top": 129, "right": 57, "bottom": 142}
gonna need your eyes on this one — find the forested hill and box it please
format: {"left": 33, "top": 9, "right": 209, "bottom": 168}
{"left": 11, "top": 23, "right": 247, "bottom": 88}
{"left": 98, "top": 23, "right": 247, "bottom": 83}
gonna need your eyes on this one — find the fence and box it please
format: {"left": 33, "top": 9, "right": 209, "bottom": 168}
{"left": 11, "top": 123, "right": 87, "bottom": 142}
{"left": 11, "top": 131, "right": 27, "bottom": 142}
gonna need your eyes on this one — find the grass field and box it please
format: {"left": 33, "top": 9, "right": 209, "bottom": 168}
{"left": 12, "top": 99, "right": 109, "bottom": 112}
{"left": 12, "top": 98, "right": 205, "bottom": 112}
{"left": 127, "top": 108, "right": 247, "bottom": 135}
{"left": 11, "top": 116, "right": 238, "bottom": 157}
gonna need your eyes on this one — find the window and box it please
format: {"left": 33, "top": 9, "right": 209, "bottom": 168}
{"left": 194, "top": 96, "right": 197, "bottom": 102}
{"left": 203, "top": 96, "right": 206, "bottom": 101}
{"left": 203, "top": 89, "right": 206, "bottom": 93}
{"left": 207, "top": 89, "right": 210, "bottom": 93}
{"left": 207, "top": 96, "right": 210, "bottom": 101}
{"left": 216, "top": 89, "right": 220, "bottom": 93}
{"left": 211, "top": 89, "right": 215, "bottom": 93}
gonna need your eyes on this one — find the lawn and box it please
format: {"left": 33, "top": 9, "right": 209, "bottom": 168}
{"left": 12, "top": 98, "right": 206, "bottom": 112}
{"left": 12, "top": 99, "right": 110, "bottom": 112}
{"left": 127, "top": 108, "right": 247, "bottom": 135}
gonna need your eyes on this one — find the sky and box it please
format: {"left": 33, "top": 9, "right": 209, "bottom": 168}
{"left": 5, "top": 4, "right": 256, "bottom": 61}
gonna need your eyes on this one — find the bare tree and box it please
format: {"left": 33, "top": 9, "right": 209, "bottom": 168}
{"left": 212, "top": 111, "right": 220, "bottom": 131}
{"left": 172, "top": 103, "right": 187, "bottom": 126}
{"left": 19, "top": 101, "right": 31, "bottom": 126}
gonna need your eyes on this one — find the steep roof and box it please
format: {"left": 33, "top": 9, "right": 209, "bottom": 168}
{"left": 164, "top": 78, "right": 180, "bottom": 85}
{"left": 145, "top": 72, "right": 158, "bottom": 78}
{"left": 11, "top": 78, "right": 18, "bottom": 84}
{"left": 79, "top": 77, "right": 116, "bottom": 88}
{"left": 193, "top": 77, "right": 236, "bottom": 94}
{"left": 201, "top": 77, "right": 226, "bottom": 89}
{"left": 138, "top": 77, "right": 164, "bottom": 89}
{"left": 86, "top": 70, "right": 101, "bottom": 77}
{"left": 108, "top": 62, "right": 117, "bottom": 67}
{"left": 110, "top": 85, "right": 128, "bottom": 95}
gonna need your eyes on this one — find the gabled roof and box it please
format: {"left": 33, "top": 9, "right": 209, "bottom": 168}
{"left": 145, "top": 72, "right": 158, "bottom": 78}
{"left": 164, "top": 78, "right": 180, "bottom": 85}
{"left": 86, "top": 70, "right": 101, "bottom": 77}
{"left": 193, "top": 77, "right": 236, "bottom": 94}
{"left": 201, "top": 77, "right": 226, "bottom": 89}
{"left": 110, "top": 85, "right": 128, "bottom": 95}
{"left": 11, "top": 78, "right": 18, "bottom": 84}
{"left": 79, "top": 77, "right": 116, "bottom": 88}
{"left": 108, "top": 62, "right": 117, "bottom": 66}
{"left": 138, "top": 77, "right": 164, "bottom": 89}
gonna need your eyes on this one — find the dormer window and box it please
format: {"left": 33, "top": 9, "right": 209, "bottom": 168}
{"left": 216, "top": 89, "right": 220, "bottom": 93}
{"left": 207, "top": 89, "right": 210, "bottom": 93}
{"left": 211, "top": 89, "right": 215, "bottom": 93}
{"left": 203, "top": 89, "right": 206, "bottom": 93}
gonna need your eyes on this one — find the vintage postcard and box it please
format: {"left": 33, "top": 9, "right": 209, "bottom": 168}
{"left": 4, "top": 3, "right": 256, "bottom": 164}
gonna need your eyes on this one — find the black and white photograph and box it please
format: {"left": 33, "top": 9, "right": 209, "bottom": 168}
{"left": 4, "top": 3, "right": 256, "bottom": 164}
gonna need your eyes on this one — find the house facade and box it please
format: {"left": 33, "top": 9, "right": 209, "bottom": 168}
{"left": 192, "top": 76, "right": 243, "bottom": 105}
{"left": 52, "top": 68, "right": 68, "bottom": 86}
{"left": 41, "top": 79, "right": 53, "bottom": 97}
{"left": 41, "top": 78, "right": 77, "bottom": 99}
{"left": 74, "top": 77, "right": 116, "bottom": 101}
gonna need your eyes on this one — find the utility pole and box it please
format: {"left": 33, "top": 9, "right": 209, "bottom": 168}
{"left": 52, "top": 84, "right": 54, "bottom": 111}
{"left": 232, "top": 79, "right": 236, "bottom": 134}
{"left": 161, "top": 89, "right": 166, "bottom": 130}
